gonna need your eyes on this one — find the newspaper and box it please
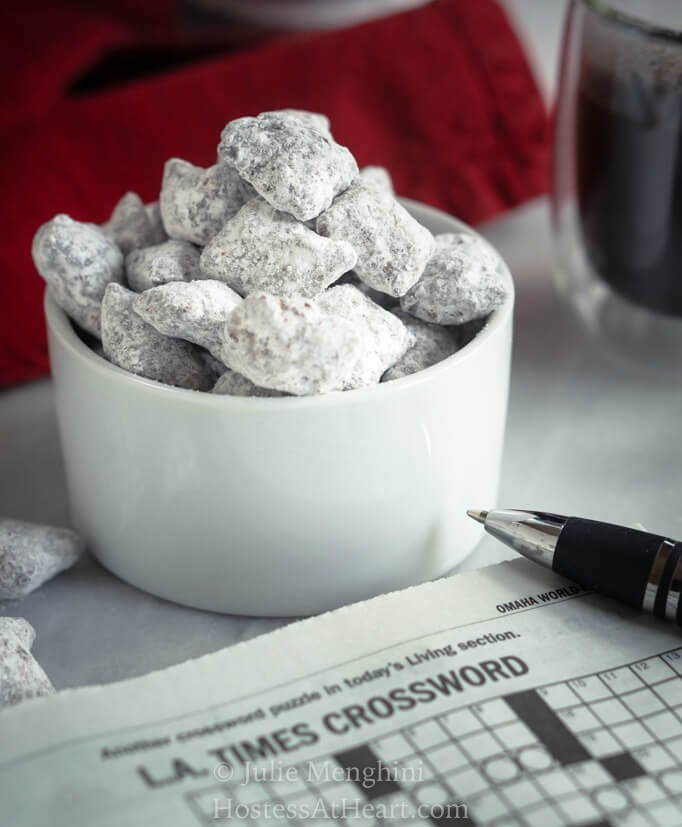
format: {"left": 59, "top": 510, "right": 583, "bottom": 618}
{"left": 1, "top": 558, "right": 681, "bottom": 826}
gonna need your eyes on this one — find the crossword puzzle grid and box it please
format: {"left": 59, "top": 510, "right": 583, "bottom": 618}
{"left": 186, "top": 648, "right": 682, "bottom": 827}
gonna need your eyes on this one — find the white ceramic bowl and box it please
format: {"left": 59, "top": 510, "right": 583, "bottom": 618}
{"left": 45, "top": 199, "right": 514, "bottom": 617}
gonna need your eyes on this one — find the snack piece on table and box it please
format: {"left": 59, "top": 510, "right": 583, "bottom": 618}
{"left": 134, "top": 280, "right": 242, "bottom": 362}
{"left": 125, "top": 240, "right": 201, "bottom": 292}
{"left": 212, "top": 368, "right": 288, "bottom": 398}
{"left": 32, "top": 214, "right": 124, "bottom": 337}
{"left": 316, "top": 181, "right": 433, "bottom": 298}
{"left": 103, "top": 192, "right": 161, "bottom": 254}
{"left": 160, "top": 159, "right": 250, "bottom": 245}
{"left": 201, "top": 198, "right": 356, "bottom": 297}
{"left": 0, "top": 518, "right": 83, "bottom": 600}
{"left": 144, "top": 201, "right": 168, "bottom": 244}
{"left": 218, "top": 112, "right": 358, "bottom": 221}
{"left": 359, "top": 165, "right": 394, "bottom": 194}
{"left": 0, "top": 618, "right": 36, "bottom": 650}
{"left": 101, "top": 284, "right": 214, "bottom": 390}
{"left": 0, "top": 631, "right": 54, "bottom": 707}
{"left": 220, "top": 292, "right": 364, "bottom": 396}
{"left": 383, "top": 309, "right": 458, "bottom": 381}
{"left": 317, "top": 285, "right": 414, "bottom": 389}
{"left": 401, "top": 232, "right": 506, "bottom": 324}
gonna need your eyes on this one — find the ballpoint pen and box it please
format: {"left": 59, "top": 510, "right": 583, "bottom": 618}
{"left": 467, "top": 509, "right": 682, "bottom": 625}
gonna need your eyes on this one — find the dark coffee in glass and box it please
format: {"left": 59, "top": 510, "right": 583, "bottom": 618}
{"left": 576, "top": 15, "right": 682, "bottom": 316}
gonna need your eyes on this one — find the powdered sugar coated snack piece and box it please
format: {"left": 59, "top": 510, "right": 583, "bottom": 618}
{"left": 134, "top": 280, "right": 242, "bottom": 361}
{"left": 335, "top": 272, "right": 395, "bottom": 309}
{"left": 32, "top": 214, "right": 124, "bottom": 337}
{"left": 317, "top": 285, "right": 414, "bottom": 389}
{"left": 160, "top": 159, "right": 250, "bottom": 245}
{"left": 103, "top": 192, "right": 161, "bottom": 254}
{"left": 316, "top": 181, "right": 434, "bottom": 298}
{"left": 125, "top": 240, "right": 201, "bottom": 292}
{"left": 401, "top": 232, "right": 506, "bottom": 325}
{"left": 0, "top": 618, "right": 36, "bottom": 650}
{"left": 278, "top": 109, "right": 332, "bottom": 136}
{"left": 218, "top": 112, "right": 358, "bottom": 221}
{"left": 221, "top": 292, "right": 364, "bottom": 395}
{"left": 101, "top": 284, "right": 214, "bottom": 390}
{"left": 359, "top": 165, "right": 394, "bottom": 194}
{"left": 201, "top": 197, "right": 356, "bottom": 297}
{"left": 383, "top": 309, "right": 458, "bottom": 381}
{"left": 144, "top": 201, "right": 168, "bottom": 244}
{"left": 0, "top": 518, "right": 83, "bottom": 600}
{"left": 212, "top": 368, "right": 288, "bottom": 398}
{"left": 0, "top": 634, "right": 53, "bottom": 707}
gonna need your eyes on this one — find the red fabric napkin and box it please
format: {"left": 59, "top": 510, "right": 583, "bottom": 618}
{"left": 0, "top": 0, "right": 549, "bottom": 388}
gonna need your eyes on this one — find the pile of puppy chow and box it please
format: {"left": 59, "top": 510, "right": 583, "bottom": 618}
{"left": 1, "top": 519, "right": 83, "bottom": 706}
{"left": 32, "top": 110, "right": 507, "bottom": 397}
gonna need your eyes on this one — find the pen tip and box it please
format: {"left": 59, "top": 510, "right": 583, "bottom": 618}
{"left": 467, "top": 509, "right": 488, "bottom": 524}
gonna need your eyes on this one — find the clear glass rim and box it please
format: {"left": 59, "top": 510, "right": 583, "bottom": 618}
{"left": 582, "top": 0, "right": 682, "bottom": 45}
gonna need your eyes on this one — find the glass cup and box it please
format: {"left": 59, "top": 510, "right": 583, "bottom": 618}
{"left": 552, "top": 0, "right": 682, "bottom": 373}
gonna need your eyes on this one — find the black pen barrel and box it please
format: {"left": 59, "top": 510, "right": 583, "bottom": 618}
{"left": 553, "top": 518, "right": 682, "bottom": 624}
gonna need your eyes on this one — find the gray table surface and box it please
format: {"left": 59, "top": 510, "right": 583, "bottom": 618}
{"left": 4, "top": 196, "right": 682, "bottom": 691}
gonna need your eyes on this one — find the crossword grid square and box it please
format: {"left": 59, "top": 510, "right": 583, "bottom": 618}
{"left": 624, "top": 776, "right": 668, "bottom": 805}
{"left": 425, "top": 742, "right": 470, "bottom": 774}
{"left": 405, "top": 720, "right": 450, "bottom": 752}
{"left": 632, "top": 744, "right": 678, "bottom": 772}
{"left": 600, "top": 667, "right": 645, "bottom": 695}
{"left": 556, "top": 704, "right": 602, "bottom": 733}
{"left": 393, "top": 753, "right": 434, "bottom": 786}
{"left": 643, "top": 710, "right": 682, "bottom": 741}
{"left": 652, "top": 678, "right": 682, "bottom": 708}
{"left": 621, "top": 687, "right": 666, "bottom": 717}
{"left": 458, "top": 730, "right": 504, "bottom": 761}
{"left": 446, "top": 766, "right": 489, "bottom": 797}
{"left": 182, "top": 649, "right": 682, "bottom": 827}
{"left": 611, "top": 811, "right": 652, "bottom": 827}
{"left": 493, "top": 721, "right": 537, "bottom": 750}
{"left": 372, "top": 734, "right": 413, "bottom": 762}
{"left": 659, "top": 768, "right": 682, "bottom": 795}
{"left": 537, "top": 683, "right": 580, "bottom": 709}
{"left": 535, "top": 768, "right": 580, "bottom": 798}
{"left": 270, "top": 775, "right": 309, "bottom": 799}
{"left": 590, "top": 784, "right": 630, "bottom": 813}
{"left": 467, "top": 789, "right": 508, "bottom": 821}
{"left": 578, "top": 728, "right": 623, "bottom": 757}
{"left": 611, "top": 720, "right": 655, "bottom": 749}
{"left": 590, "top": 697, "right": 633, "bottom": 726}
{"left": 568, "top": 676, "right": 612, "bottom": 703}
{"left": 648, "top": 799, "right": 682, "bottom": 827}
{"left": 502, "top": 777, "right": 545, "bottom": 808}
{"left": 567, "top": 759, "right": 613, "bottom": 790}
{"left": 473, "top": 698, "right": 518, "bottom": 727}
{"left": 440, "top": 708, "right": 483, "bottom": 737}
{"left": 661, "top": 651, "right": 682, "bottom": 676}
{"left": 554, "top": 791, "right": 602, "bottom": 824}
{"left": 523, "top": 802, "right": 565, "bottom": 827}
{"left": 413, "top": 781, "right": 451, "bottom": 806}
{"left": 631, "top": 658, "right": 677, "bottom": 686}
